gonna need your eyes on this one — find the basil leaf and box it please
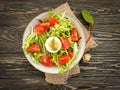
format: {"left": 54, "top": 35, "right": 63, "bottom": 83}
{"left": 81, "top": 10, "right": 94, "bottom": 25}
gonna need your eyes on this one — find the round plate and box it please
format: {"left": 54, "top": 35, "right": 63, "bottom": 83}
{"left": 22, "top": 12, "right": 85, "bottom": 74}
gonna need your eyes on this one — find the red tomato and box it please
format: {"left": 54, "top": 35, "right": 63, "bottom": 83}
{"left": 27, "top": 44, "right": 40, "bottom": 53}
{"left": 58, "top": 55, "right": 69, "bottom": 65}
{"left": 40, "top": 22, "right": 50, "bottom": 30}
{"left": 59, "top": 36, "right": 70, "bottom": 49}
{"left": 40, "top": 55, "right": 54, "bottom": 67}
{"left": 35, "top": 24, "right": 45, "bottom": 35}
{"left": 70, "top": 28, "right": 79, "bottom": 41}
{"left": 48, "top": 17, "right": 58, "bottom": 26}
{"left": 68, "top": 51, "right": 74, "bottom": 58}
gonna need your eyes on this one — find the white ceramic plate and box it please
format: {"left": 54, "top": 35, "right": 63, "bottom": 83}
{"left": 22, "top": 12, "right": 85, "bottom": 74}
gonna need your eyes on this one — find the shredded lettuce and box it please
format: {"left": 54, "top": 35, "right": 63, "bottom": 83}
{"left": 23, "top": 11, "right": 79, "bottom": 73}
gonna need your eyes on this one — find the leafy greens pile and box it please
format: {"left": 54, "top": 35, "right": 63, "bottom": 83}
{"left": 22, "top": 11, "right": 79, "bottom": 73}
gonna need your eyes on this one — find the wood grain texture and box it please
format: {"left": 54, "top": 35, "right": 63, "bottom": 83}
{"left": 0, "top": 0, "right": 120, "bottom": 90}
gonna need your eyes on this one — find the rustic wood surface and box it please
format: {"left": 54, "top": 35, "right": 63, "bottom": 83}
{"left": 0, "top": 0, "right": 120, "bottom": 90}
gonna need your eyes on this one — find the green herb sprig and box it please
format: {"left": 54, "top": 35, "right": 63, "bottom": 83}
{"left": 81, "top": 10, "right": 94, "bottom": 43}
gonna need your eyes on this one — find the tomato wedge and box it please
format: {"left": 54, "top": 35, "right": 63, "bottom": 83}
{"left": 70, "top": 28, "right": 79, "bottom": 41}
{"left": 68, "top": 51, "right": 74, "bottom": 58}
{"left": 58, "top": 54, "right": 69, "bottom": 65}
{"left": 27, "top": 44, "right": 40, "bottom": 53}
{"left": 35, "top": 24, "right": 45, "bottom": 35}
{"left": 40, "top": 22, "right": 50, "bottom": 30}
{"left": 48, "top": 17, "right": 58, "bottom": 26}
{"left": 40, "top": 55, "right": 54, "bottom": 67}
{"left": 59, "top": 36, "right": 70, "bottom": 49}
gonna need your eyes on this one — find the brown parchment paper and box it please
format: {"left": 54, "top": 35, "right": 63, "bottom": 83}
{"left": 45, "top": 3, "right": 97, "bottom": 84}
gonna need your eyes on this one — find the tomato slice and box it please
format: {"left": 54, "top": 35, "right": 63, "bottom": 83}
{"left": 40, "top": 55, "right": 54, "bottom": 67}
{"left": 40, "top": 22, "right": 50, "bottom": 30}
{"left": 58, "top": 54, "right": 69, "bottom": 65}
{"left": 59, "top": 36, "right": 70, "bottom": 49}
{"left": 48, "top": 17, "right": 58, "bottom": 26}
{"left": 70, "top": 28, "right": 79, "bottom": 41}
{"left": 68, "top": 51, "right": 74, "bottom": 58}
{"left": 27, "top": 44, "right": 40, "bottom": 53}
{"left": 35, "top": 24, "right": 45, "bottom": 35}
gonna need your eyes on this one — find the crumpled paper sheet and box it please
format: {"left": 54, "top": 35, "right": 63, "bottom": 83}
{"left": 45, "top": 3, "right": 97, "bottom": 84}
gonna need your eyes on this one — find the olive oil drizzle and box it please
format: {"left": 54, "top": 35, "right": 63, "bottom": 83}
{"left": 51, "top": 37, "right": 57, "bottom": 51}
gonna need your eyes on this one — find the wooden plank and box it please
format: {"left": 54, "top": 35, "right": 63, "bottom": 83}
{"left": 0, "top": 0, "right": 120, "bottom": 26}
{"left": 0, "top": 54, "right": 119, "bottom": 78}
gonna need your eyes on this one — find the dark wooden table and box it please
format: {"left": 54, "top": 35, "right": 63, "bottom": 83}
{"left": 0, "top": 0, "right": 120, "bottom": 90}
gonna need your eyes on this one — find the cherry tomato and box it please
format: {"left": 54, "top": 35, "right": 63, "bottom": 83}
{"left": 48, "top": 17, "right": 58, "bottom": 26}
{"left": 59, "top": 36, "right": 70, "bottom": 49}
{"left": 58, "top": 54, "right": 69, "bottom": 65}
{"left": 35, "top": 24, "right": 45, "bottom": 35}
{"left": 70, "top": 28, "right": 79, "bottom": 41}
{"left": 40, "top": 55, "right": 54, "bottom": 67}
{"left": 68, "top": 51, "right": 74, "bottom": 58}
{"left": 27, "top": 44, "right": 40, "bottom": 53}
{"left": 40, "top": 22, "right": 50, "bottom": 30}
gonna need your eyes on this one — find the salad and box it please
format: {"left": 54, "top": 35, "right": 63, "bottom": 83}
{"left": 22, "top": 11, "right": 80, "bottom": 73}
